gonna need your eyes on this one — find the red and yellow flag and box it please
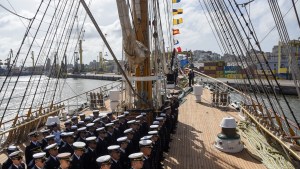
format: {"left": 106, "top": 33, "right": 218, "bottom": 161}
{"left": 173, "top": 29, "right": 180, "bottom": 35}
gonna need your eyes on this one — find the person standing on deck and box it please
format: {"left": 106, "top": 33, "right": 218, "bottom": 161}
{"left": 32, "top": 152, "right": 47, "bottom": 169}
{"left": 117, "top": 115, "right": 126, "bottom": 134}
{"left": 2, "top": 145, "right": 19, "bottom": 169}
{"left": 57, "top": 153, "right": 71, "bottom": 169}
{"left": 107, "top": 145, "right": 122, "bottom": 169}
{"left": 44, "top": 144, "right": 60, "bottom": 169}
{"left": 188, "top": 69, "right": 194, "bottom": 87}
{"left": 83, "top": 137, "right": 98, "bottom": 169}
{"left": 105, "top": 123, "right": 116, "bottom": 146}
{"left": 174, "top": 68, "right": 179, "bottom": 85}
{"left": 71, "top": 116, "right": 78, "bottom": 126}
{"left": 59, "top": 132, "right": 74, "bottom": 154}
{"left": 40, "top": 129, "right": 50, "bottom": 150}
{"left": 148, "top": 131, "right": 161, "bottom": 169}
{"left": 96, "top": 155, "right": 111, "bottom": 169}
{"left": 64, "top": 121, "right": 72, "bottom": 132}
{"left": 51, "top": 123, "right": 61, "bottom": 145}
{"left": 86, "top": 123, "right": 96, "bottom": 137}
{"left": 140, "top": 113, "right": 149, "bottom": 137}
{"left": 123, "top": 111, "right": 130, "bottom": 125}
{"left": 127, "top": 120, "right": 140, "bottom": 153}
{"left": 96, "top": 127, "right": 108, "bottom": 156}
{"left": 107, "top": 112, "right": 115, "bottom": 122}
{"left": 139, "top": 140, "right": 152, "bottom": 169}
{"left": 128, "top": 152, "right": 144, "bottom": 169}
{"left": 76, "top": 127, "right": 87, "bottom": 143}
{"left": 70, "top": 142, "right": 85, "bottom": 169}
{"left": 116, "top": 136, "right": 130, "bottom": 169}
{"left": 112, "top": 119, "right": 122, "bottom": 139}
{"left": 84, "top": 117, "right": 92, "bottom": 125}
{"left": 93, "top": 118, "right": 102, "bottom": 129}
{"left": 7, "top": 151, "right": 25, "bottom": 169}
{"left": 45, "top": 135, "right": 56, "bottom": 147}
{"left": 92, "top": 110, "right": 100, "bottom": 120}
{"left": 25, "top": 131, "right": 42, "bottom": 166}
{"left": 123, "top": 128, "right": 135, "bottom": 156}
{"left": 58, "top": 133, "right": 67, "bottom": 149}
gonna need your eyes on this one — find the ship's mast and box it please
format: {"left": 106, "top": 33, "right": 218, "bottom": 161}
{"left": 132, "top": 0, "right": 152, "bottom": 108}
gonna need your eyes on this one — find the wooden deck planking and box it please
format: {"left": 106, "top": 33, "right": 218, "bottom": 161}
{"left": 164, "top": 89, "right": 267, "bottom": 169}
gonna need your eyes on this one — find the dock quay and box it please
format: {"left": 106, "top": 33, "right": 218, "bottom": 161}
{"left": 201, "top": 78, "right": 298, "bottom": 95}
{"left": 66, "top": 73, "right": 122, "bottom": 81}
{"left": 66, "top": 73, "right": 297, "bottom": 95}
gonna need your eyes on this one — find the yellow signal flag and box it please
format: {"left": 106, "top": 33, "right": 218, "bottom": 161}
{"left": 173, "top": 18, "right": 183, "bottom": 25}
{"left": 173, "top": 9, "right": 183, "bottom": 15}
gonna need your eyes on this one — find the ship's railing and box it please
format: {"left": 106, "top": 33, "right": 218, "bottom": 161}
{"left": 193, "top": 70, "right": 300, "bottom": 132}
{"left": 193, "top": 70, "right": 300, "bottom": 161}
{"left": 0, "top": 104, "right": 65, "bottom": 148}
{"left": 54, "top": 81, "right": 121, "bottom": 116}
{"left": 240, "top": 106, "right": 300, "bottom": 161}
{"left": 0, "top": 81, "right": 121, "bottom": 149}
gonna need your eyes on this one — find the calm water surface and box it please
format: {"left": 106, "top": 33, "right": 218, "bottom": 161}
{"left": 0, "top": 76, "right": 120, "bottom": 122}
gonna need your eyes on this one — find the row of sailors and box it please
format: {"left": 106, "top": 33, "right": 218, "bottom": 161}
{"left": 43, "top": 111, "right": 149, "bottom": 146}
{"left": 2, "top": 100, "right": 179, "bottom": 169}
{"left": 4, "top": 142, "right": 149, "bottom": 169}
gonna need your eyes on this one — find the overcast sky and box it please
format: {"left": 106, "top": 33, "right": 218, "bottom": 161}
{"left": 0, "top": 0, "right": 299, "bottom": 65}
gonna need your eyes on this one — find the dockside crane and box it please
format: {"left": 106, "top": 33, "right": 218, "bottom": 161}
{"left": 99, "top": 33, "right": 107, "bottom": 72}
{"left": 79, "top": 30, "right": 85, "bottom": 72}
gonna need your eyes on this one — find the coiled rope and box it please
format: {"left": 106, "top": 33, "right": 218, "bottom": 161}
{"left": 238, "top": 121, "right": 295, "bottom": 169}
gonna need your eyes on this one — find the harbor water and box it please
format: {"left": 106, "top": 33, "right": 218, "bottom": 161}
{"left": 0, "top": 76, "right": 120, "bottom": 124}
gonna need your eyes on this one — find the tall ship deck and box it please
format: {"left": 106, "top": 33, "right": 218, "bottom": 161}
{"left": 1, "top": 0, "right": 300, "bottom": 169}
{"left": 165, "top": 90, "right": 267, "bottom": 169}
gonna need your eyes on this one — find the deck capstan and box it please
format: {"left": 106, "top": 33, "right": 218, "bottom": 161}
{"left": 214, "top": 116, "right": 244, "bottom": 153}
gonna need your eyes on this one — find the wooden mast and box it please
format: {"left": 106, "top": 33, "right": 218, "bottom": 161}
{"left": 133, "top": 0, "right": 152, "bottom": 108}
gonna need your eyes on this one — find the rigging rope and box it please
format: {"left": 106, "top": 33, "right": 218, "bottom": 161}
{"left": 58, "top": 0, "right": 94, "bottom": 104}
{"left": 80, "top": 0, "right": 149, "bottom": 106}
{"left": 198, "top": 0, "right": 225, "bottom": 55}
{"left": 214, "top": 0, "right": 277, "bottom": 127}
{"left": 16, "top": 0, "right": 53, "bottom": 114}
{"left": 51, "top": 1, "right": 81, "bottom": 103}
{"left": 0, "top": 1, "right": 45, "bottom": 125}
{"left": 207, "top": 0, "right": 273, "bottom": 125}
{"left": 259, "top": 0, "right": 299, "bottom": 43}
{"left": 232, "top": 0, "right": 300, "bottom": 130}
{"left": 292, "top": 0, "right": 300, "bottom": 30}
{"left": 0, "top": 4, "right": 32, "bottom": 20}
{"left": 30, "top": 0, "right": 68, "bottom": 108}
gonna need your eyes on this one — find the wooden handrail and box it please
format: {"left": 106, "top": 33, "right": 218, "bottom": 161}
{"left": 241, "top": 106, "right": 300, "bottom": 161}
{"left": 0, "top": 106, "right": 64, "bottom": 136}
{"left": 193, "top": 70, "right": 300, "bottom": 130}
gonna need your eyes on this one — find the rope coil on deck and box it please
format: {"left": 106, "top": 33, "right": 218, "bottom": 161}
{"left": 238, "top": 121, "right": 295, "bottom": 169}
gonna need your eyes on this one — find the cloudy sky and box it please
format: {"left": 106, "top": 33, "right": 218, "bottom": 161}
{"left": 0, "top": 0, "right": 299, "bottom": 65}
